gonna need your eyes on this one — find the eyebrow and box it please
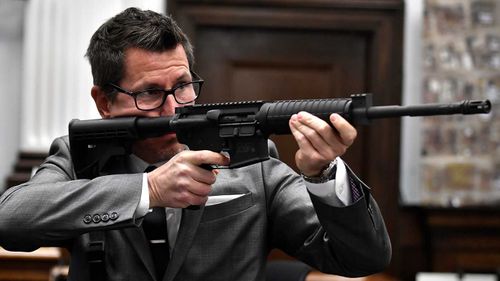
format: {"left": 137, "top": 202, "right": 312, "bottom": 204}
{"left": 141, "top": 72, "right": 192, "bottom": 90}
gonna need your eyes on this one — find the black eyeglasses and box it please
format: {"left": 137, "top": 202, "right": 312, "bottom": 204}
{"left": 107, "top": 71, "right": 204, "bottom": 111}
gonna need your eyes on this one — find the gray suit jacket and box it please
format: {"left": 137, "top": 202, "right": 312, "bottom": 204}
{"left": 0, "top": 136, "right": 391, "bottom": 281}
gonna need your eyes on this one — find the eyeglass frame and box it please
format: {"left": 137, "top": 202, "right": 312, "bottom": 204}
{"left": 106, "top": 71, "right": 204, "bottom": 111}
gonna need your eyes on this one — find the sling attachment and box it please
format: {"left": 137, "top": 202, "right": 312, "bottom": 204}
{"left": 86, "top": 231, "right": 106, "bottom": 281}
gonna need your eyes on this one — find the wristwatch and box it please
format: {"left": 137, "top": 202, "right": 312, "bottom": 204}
{"left": 301, "top": 160, "right": 337, "bottom": 184}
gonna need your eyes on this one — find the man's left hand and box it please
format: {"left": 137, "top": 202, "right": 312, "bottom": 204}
{"left": 289, "top": 112, "right": 357, "bottom": 177}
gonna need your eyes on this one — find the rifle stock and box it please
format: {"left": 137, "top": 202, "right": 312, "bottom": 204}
{"left": 69, "top": 93, "right": 491, "bottom": 179}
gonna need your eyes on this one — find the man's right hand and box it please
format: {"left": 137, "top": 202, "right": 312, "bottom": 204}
{"left": 147, "top": 150, "right": 230, "bottom": 208}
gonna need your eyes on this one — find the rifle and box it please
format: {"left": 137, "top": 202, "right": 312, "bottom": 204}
{"left": 69, "top": 93, "right": 491, "bottom": 179}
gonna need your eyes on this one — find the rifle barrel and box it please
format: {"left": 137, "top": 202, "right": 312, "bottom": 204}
{"left": 363, "top": 100, "right": 491, "bottom": 119}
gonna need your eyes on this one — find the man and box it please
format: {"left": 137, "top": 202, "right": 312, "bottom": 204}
{"left": 0, "top": 7, "right": 391, "bottom": 281}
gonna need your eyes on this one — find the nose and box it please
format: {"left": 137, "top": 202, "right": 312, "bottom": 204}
{"left": 160, "top": 94, "right": 179, "bottom": 116}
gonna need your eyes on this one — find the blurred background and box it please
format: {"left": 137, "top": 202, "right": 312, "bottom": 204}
{"left": 0, "top": 0, "right": 498, "bottom": 280}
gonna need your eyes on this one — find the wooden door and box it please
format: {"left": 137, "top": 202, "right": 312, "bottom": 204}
{"left": 194, "top": 25, "right": 367, "bottom": 170}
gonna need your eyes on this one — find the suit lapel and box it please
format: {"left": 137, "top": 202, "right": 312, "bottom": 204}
{"left": 122, "top": 227, "right": 157, "bottom": 280}
{"left": 105, "top": 155, "right": 157, "bottom": 279}
{"left": 164, "top": 206, "right": 205, "bottom": 281}
{"left": 109, "top": 155, "right": 204, "bottom": 281}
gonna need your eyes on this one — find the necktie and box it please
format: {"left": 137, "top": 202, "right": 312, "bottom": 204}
{"left": 143, "top": 166, "right": 170, "bottom": 280}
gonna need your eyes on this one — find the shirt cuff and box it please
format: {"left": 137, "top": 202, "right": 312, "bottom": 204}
{"left": 133, "top": 173, "right": 151, "bottom": 220}
{"left": 305, "top": 157, "right": 352, "bottom": 206}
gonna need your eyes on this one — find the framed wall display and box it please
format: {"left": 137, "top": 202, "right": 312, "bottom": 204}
{"left": 402, "top": 0, "right": 500, "bottom": 207}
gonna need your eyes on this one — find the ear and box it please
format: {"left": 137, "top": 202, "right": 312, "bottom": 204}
{"left": 91, "top": 85, "right": 112, "bottom": 118}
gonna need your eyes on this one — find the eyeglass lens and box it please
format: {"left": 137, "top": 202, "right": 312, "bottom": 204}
{"left": 135, "top": 82, "right": 201, "bottom": 110}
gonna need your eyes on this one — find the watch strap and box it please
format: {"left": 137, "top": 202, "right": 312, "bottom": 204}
{"left": 302, "top": 160, "right": 337, "bottom": 184}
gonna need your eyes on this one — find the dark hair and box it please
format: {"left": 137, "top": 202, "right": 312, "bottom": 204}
{"left": 85, "top": 7, "right": 194, "bottom": 96}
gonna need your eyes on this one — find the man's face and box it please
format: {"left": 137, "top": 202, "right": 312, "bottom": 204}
{"left": 98, "top": 44, "right": 192, "bottom": 163}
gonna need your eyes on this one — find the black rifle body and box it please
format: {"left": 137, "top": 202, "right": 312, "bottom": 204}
{"left": 69, "top": 94, "right": 491, "bottom": 179}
